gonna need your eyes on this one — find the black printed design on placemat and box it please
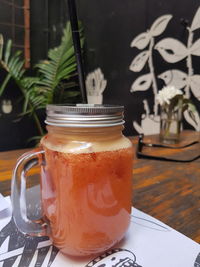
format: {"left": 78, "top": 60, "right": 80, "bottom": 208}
{"left": 194, "top": 252, "right": 200, "bottom": 267}
{"left": 0, "top": 217, "right": 58, "bottom": 267}
{"left": 85, "top": 248, "right": 142, "bottom": 267}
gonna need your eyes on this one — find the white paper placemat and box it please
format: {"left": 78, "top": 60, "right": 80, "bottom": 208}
{"left": 0, "top": 193, "right": 9, "bottom": 213}
{"left": 0, "top": 196, "right": 199, "bottom": 267}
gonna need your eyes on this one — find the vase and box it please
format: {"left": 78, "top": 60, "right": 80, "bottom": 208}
{"left": 159, "top": 104, "right": 182, "bottom": 144}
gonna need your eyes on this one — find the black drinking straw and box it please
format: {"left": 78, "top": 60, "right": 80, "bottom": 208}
{"left": 67, "top": 0, "right": 87, "bottom": 103}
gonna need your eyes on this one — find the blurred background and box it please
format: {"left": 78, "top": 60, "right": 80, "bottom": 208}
{"left": 0, "top": 0, "right": 199, "bottom": 151}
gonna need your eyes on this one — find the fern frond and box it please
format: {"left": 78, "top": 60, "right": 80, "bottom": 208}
{"left": 35, "top": 21, "right": 84, "bottom": 104}
{"left": 0, "top": 21, "right": 84, "bottom": 136}
{"left": 0, "top": 34, "right": 3, "bottom": 60}
{"left": 0, "top": 38, "right": 25, "bottom": 96}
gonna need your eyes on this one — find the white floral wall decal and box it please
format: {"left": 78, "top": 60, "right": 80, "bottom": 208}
{"left": 130, "top": 8, "right": 200, "bottom": 135}
{"left": 1, "top": 100, "right": 12, "bottom": 114}
{"left": 86, "top": 68, "right": 107, "bottom": 104}
{"left": 133, "top": 100, "right": 160, "bottom": 135}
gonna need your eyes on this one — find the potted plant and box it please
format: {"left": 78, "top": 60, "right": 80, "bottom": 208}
{"left": 0, "top": 22, "right": 84, "bottom": 142}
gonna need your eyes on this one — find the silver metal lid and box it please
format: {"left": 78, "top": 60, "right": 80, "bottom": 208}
{"left": 45, "top": 104, "right": 124, "bottom": 127}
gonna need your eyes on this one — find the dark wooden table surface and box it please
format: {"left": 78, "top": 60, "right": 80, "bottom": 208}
{"left": 0, "top": 130, "right": 200, "bottom": 243}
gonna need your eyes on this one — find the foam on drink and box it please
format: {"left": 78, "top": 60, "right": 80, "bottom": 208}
{"left": 41, "top": 134, "right": 132, "bottom": 154}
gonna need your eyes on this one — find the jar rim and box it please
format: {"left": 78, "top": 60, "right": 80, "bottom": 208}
{"left": 45, "top": 104, "right": 124, "bottom": 127}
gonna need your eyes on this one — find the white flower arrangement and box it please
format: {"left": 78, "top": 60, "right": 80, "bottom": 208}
{"left": 156, "top": 85, "right": 197, "bottom": 142}
{"left": 156, "top": 86, "right": 183, "bottom": 106}
{"left": 156, "top": 85, "right": 196, "bottom": 115}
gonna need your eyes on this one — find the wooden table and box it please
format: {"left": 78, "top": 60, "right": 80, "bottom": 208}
{"left": 0, "top": 130, "right": 200, "bottom": 243}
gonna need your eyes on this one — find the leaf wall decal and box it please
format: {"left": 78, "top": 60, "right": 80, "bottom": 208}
{"left": 184, "top": 110, "right": 200, "bottom": 131}
{"left": 130, "top": 32, "right": 150, "bottom": 49}
{"left": 158, "top": 69, "right": 187, "bottom": 89}
{"left": 131, "top": 73, "right": 152, "bottom": 92}
{"left": 190, "top": 39, "right": 200, "bottom": 56}
{"left": 190, "top": 75, "right": 200, "bottom": 100}
{"left": 141, "top": 116, "right": 160, "bottom": 135}
{"left": 129, "top": 51, "right": 149, "bottom": 72}
{"left": 133, "top": 121, "right": 143, "bottom": 134}
{"left": 155, "top": 38, "right": 188, "bottom": 63}
{"left": 191, "top": 7, "right": 200, "bottom": 31}
{"left": 150, "top": 15, "right": 173, "bottom": 37}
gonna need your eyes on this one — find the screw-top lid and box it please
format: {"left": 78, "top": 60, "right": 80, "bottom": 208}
{"left": 45, "top": 104, "right": 124, "bottom": 127}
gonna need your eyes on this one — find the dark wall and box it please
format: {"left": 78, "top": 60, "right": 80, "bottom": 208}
{"left": 0, "top": 0, "right": 199, "bottom": 150}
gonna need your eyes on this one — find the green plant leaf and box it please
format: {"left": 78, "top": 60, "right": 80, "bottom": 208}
{"left": 34, "top": 21, "right": 84, "bottom": 105}
{"left": 0, "top": 21, "right": 84, "bottom": 137}
{"left": 4, "top": 39, "right": 12, "bottom": 65}
{"left": 0, "top": 73, "right": 11, "bottom": 97}
{"left": 0, "top": 34, "right": 4, "bottom": 60}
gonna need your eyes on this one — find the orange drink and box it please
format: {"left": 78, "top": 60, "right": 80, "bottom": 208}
{"left": 41, "top": 143, "right": 133, "bottom": 255}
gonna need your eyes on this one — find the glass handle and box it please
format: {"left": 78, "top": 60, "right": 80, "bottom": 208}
{"left": 11, "top": 148, "right": 48, "bottom": 236}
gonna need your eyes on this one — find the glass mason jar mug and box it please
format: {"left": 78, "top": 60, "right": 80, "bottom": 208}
{"left": 11, "top": 104, "right": 134, "bottom": 257}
